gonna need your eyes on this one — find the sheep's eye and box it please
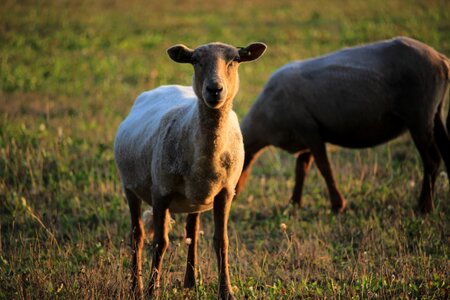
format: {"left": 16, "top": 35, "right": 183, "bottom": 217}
{"left": 227, "top": 61, "right": 236, "bottom": 68}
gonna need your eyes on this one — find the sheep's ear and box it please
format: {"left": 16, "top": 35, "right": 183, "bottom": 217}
{"left": 167, "top": 44, "right": 194, "bottom": 63}
{"left": 237, "top": 43, "right": 267, "bottom": 63}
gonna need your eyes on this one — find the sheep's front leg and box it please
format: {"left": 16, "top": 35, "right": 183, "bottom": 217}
{"left": 213, "top": 189, "right": 235, "bottom": 300}
{"left": 291, "top": 151, "right": 314, "bottom": 207}
{"left": 309, "top": 141, "right": 347, "bottom": 213}
{"left": 125, "top": 189, "right": 145, "bottom": 298}
{"left": 148, "top": 200, "right": 170, "bottom": 296}
{"left": 235, "top": 141, "right": 265, "bottom": 196}
{"left": 184, "top": 213, "right": 200, "bottom": 288}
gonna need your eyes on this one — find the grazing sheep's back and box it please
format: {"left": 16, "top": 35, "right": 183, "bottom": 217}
{"left": 114, "top": 85, "right": 196, "bottom": 190}
{"left": 243, "top": 36, "right": 447, "bottom": 150}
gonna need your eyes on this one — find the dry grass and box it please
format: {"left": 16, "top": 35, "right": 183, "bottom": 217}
{"left": 1, "top": 0, "right": 449, "bottom": 299}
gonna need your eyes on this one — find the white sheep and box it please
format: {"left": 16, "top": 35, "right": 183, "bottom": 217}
{"left": 114, "top": 41, "right": 266, "bottom": 299}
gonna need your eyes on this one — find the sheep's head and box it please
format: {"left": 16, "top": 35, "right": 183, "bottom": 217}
{"left": 168, "top": 42, "right": 266, "bottom": 109}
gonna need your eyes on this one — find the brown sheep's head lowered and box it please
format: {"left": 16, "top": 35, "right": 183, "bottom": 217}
{"left": 167, "top": 42, "right": 266, "bottom": 109}
{"left": 235, "top": 37, "right": 450, "bottom": 214}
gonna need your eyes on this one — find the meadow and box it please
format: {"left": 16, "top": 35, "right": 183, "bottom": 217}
{"left": 1, "top": 0, "right": 449, "bottom": 298}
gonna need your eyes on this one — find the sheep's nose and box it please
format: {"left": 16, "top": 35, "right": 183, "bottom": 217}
{"left": 206, "top": 84, "right": 223, "bottom": 95}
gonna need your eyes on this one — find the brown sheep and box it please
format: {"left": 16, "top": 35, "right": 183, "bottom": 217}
{"left": 236, "top": 37, "right": 449, "bottom": 213}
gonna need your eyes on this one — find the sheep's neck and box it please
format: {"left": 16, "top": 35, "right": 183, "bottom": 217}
{"left": 196, "top": 98, "right": 233, "bottom": 157}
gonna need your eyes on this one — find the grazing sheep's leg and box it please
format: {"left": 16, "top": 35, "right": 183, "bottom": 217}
{"left": 410, "top": 132, "right": 441, "bottom": 213}
{"left": 434, "top": 112, "right": 450, "bottom": 179}
{"left": 184, "top": 213, "right": 200, "bottom": 289}
{"left": 213, "top": 189, "right": 235, "bottom": 300}
{"left": 148, "top": 201, "right": 170, "bottom": 296}
{"left": 291, "top": 151, "right": 314, "bottom": 207}
{"left": 125, "top": 189, "right": 145, "bottom": 298}
{"left": 309, "top": 142, "right": 347, "bottom": 213}
{"left": 235, "top": 144, "right": 265, "bottom": 196}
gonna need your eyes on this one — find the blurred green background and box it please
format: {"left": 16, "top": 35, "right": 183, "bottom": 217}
{"left": 1, "top": 0, "right": 449, "bottom": 298}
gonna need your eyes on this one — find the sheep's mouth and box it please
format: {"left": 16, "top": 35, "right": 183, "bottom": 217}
{"left": 203, "top": 95, "right": 226, "bottom": 109}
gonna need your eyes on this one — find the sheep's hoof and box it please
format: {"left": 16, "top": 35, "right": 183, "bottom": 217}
{"left": 131, "top": 288, "right": 144, "bottom": 300}
{"left": 147, "top": 281, "right": 161, "bottom": 299}
{"left": 220, "top": 293, "right": 236, "bottom": 300}
{"left": 331, "top": 198, "right": 347, "bottom": 214}
{"left": 415, "top": 203, "right": 433, "bottom": 214}
{"left": 183, "top": 277, "right": 196, "bottom": 289}
{"left": 290, "top": 197, "right": 303, "bottom": 207}
{"left": 288, "top": 200, "right": 301, "bottom": 211}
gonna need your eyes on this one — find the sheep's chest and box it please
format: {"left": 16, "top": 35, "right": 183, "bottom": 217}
{"left": 168, "top": 151, "right": 235, "bottom": 213}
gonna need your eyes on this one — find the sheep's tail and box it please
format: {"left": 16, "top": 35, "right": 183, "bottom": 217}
{"left": 447, "top": 86, "right": 450, "bottom": 133}
{"left": 440, "top": 53, "right": 450, "bottom": 130}
{"left": 142, "top": 208, "right": 176, "bottom": 241}
{"left": 433, "top": 54, "right": 450, "bottom": 179}
{"left": 446, "top": 56, "right": 450, "bottom": 131}
{"left": 444, "top": 54, "right": 450, "bottom": 82}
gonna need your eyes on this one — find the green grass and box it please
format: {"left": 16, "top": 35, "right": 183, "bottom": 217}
{"left": 1, "top": 0, "right": 449, "bottom": 298}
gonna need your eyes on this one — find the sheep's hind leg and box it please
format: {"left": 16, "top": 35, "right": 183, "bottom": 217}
{"left": 184, "top": 213, "right": 200, "bottom": 289}
{"left": 148, "top": 199, "right": 170, "bottom": 296}
{"left": 291, "top": 151, "right": 314, "bottom": 207}
{"left": 309, "top": 141, "right": 347, "bottom": 213}
{"left": 125, "top": 188, "right": 145, "bottom": 298}
{"left": 434, "top": 111, "right": 450, "bottom": 180}
{"left": 410, "top": 129, "right": 441, "bottom": 213}
{"left": 213, "top": 189, "right": 235, "bottom": 300}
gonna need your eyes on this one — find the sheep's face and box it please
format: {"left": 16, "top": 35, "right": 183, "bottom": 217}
{"left": 190, "top": 44, "right": 240, "bottom": 109}
{"left": 168, "top": 42, "right": 267, "bottom": 109}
